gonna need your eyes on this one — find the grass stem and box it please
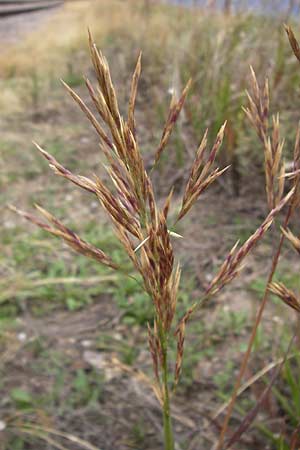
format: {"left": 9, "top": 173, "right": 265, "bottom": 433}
{"left": 162, "top": 341, "right": 175, "bottom": 450}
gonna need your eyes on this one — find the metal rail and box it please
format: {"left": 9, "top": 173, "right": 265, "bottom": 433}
{"left": 0, "top": 0, "right": 63, "bottom": 17}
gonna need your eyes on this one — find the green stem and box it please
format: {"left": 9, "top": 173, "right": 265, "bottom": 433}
{"left": 162, "top": 333, "right": 175, "bottom": 450}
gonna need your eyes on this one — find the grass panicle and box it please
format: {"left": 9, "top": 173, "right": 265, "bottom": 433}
{"left": 11, "top": 28, "right": 298, "bottom": 450}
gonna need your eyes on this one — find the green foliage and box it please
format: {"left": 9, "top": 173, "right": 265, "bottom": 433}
{"left": 213, "top": 360, "right": 235, "bottom": 399}
{"left": 10, "top": 389, "right": 34, "bottom": 410}
{"left": 63, "top": 62, "right": 85, "bottom": 88}
{"left": 96, "top": 333, "right": 139, "bottom": 366}
{"left": 251, "top": 270, "right": 300, "bottom": 306}
{"left": 112, "top": 276, "right": 152, "bottom": 326}
{"left": 1, "top": 225, "right": 121, "bottom": 317}
{"left": 258, "top": 352, "right": 300, "bottom": 449}
{"left": 130, "top": 420, "right": 146, "bottom": 448}
{"left": 71, "top": 369, "right": 103, "bottom": 407}
{"left": 8, "top": 438, "right": 25, "bottom": 450}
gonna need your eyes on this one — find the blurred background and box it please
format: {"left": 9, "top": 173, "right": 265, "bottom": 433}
{"left": 1, "top": 1, "right": 300, "bottom": 449}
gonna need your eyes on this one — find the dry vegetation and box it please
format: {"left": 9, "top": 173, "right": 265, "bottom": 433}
{"left": 1, "top": 1, "right": 300, "bottom": 450}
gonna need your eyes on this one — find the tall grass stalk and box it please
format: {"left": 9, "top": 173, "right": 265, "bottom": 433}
{"left": 162, "top": 338, "right": 174, "bottom": 450}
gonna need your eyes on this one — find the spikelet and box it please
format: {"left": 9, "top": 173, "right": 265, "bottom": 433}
{"left": 128, "top": 52, "right": 142, "bottom": 136}
{"left": 88, "top": 29, "right": 120, "bottom": 127}
{"left": 285, "top": 25, "right": 300, "bottom": 63}
{"left": 34, "top": 143, "right": 97, "bottom": 194}
{"left": 95, "top": 177, "right": 142, "bottom": 238}
{"left": 61, "top": 79, "right": 113, "bottom": 150}
{"left": 173, "top": 302, "right": 197, "bottom": 387}
{"left": 244, "top": 68, "right": 285, "bottom": 210}
{"left": 153, "top": 79, "right": 192, "bottom": 167}
{"left": 177, "top": 122, "right": 227, "bottom": 221}
{"left": 148, "top": 322, "right": 161, "bottom": 384}
{"left": 291, "top": 123, "right": 300, "bottom": 212}
{"left": 269, "top": 282, "right": 300, "bottom": 314}
{"left": 244, "top": 68, "right": 269, "bottom": 142}
{"left": 174, "top": 319, "right": 185, "bottom": 389}
{"left": 281, "top": 227, "right": 300, "bottom": 254}
{"left": 10, "top": 205, "right": 118, "bottom": 270}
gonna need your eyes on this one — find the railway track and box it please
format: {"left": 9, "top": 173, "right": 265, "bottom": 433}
{"left": 0, "top": 0, "right": 63, "bottom": 17}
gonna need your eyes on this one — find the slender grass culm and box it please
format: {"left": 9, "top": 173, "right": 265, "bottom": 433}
{"left": 11, "top": 31, "right": 295, "bottom": 450}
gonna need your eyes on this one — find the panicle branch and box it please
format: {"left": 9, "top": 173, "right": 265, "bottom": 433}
{"left": 34, "top": 142, "right": 98, "bottom": 194}
{"left": 206, "top": 189, "right": 294, "bottom": 296}
{"left": 153, "top": 79, "right": 192, "bottom": 167}
{"left": 128, "top": 52, "right": 142, "bottom": 136}
{"left": 177, "top": 122, "right": 228, "bottom": 222}
{"left": 9, "top": 205, "right": 118, "bottom": 270}
{"left": 175, "top": 188, "right": 294, "bottom": 335}
{"left": 281, "top": 227, "right": 300, "bottom": 254}
{"left": 268, "top": 282, "right": 300, "bottom": 314}
{"left": 244, "top": 68, "right": 285, "bottom": 210}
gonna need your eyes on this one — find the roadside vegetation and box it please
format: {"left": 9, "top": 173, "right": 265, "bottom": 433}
{"left": 1, "top": 1, "right": 300, "bottom": 449}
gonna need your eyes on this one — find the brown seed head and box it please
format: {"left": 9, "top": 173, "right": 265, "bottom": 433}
{"left": 285, "top": 24, "right": 300, "bottom": 63}
{"left": 269, "top": 282, "right": 300, "bottom": 314}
